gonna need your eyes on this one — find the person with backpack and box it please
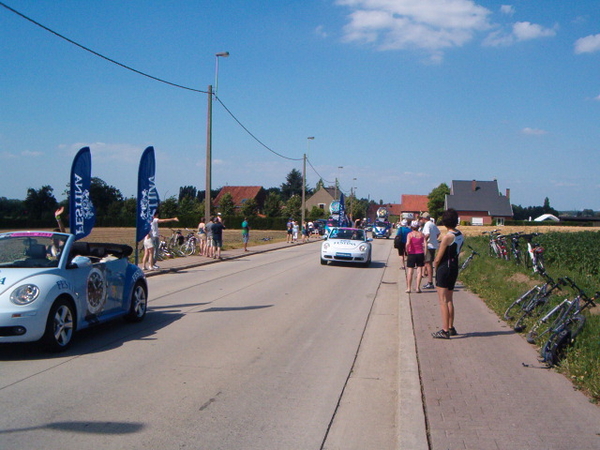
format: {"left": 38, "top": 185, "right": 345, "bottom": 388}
{"left": 394, "top": 219, "right": 411, "bottom": 270}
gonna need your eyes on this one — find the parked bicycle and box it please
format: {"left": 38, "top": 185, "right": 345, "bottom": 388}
{"left": 520, "top": 233, "right": 544, "bottom": 272}
{"left": 459, "top": 245, "right": 479, "bottom": 273}
{"left": 180, "top": 229, "right": 198, "bottom": 256}
{"left": 526, "top": 277, "right": 598, "bottom": 366}
{"left": 511, "top": 269, "right": 562, "bottom": 332}
{"left": 483, "top": 230, "right": 509, "bottom": 260}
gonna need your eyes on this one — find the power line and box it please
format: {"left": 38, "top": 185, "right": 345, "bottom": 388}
{"left": 215, "top": 97, "right": 303, "bottom": 161}
{"left": 0, "top": 1, "right": 208, "bottom": 94}
{"left": 1, "top": 1, "right": 305, "bottom": 163}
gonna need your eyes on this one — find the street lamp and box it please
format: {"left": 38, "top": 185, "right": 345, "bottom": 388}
{"left": 214, "top": 51, "right": 229, "bottom": 97}
{"left": 205, "top": 51, "right": 229, "bottom": 223}
{"left": 302, "top": 137, "right": 314, "bottom": 234}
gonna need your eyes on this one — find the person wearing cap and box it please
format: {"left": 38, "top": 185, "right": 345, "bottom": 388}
{"left": 420, "top": 212, "right": 440, "bottom": 290}
{"left": 394, "top": 218, "right": 411, "bottom": 269}
{"left": 405, "top": 220, "right": 425, "bottom": 293}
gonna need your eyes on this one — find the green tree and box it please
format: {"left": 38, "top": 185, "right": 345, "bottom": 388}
{"left": 263, "top": 192, "right": 283, "bottom": 217}
{"left": 427, "top": 183, "right": 450, "bottom": 221}
{"left": 24, "top": 185, "right": 58, "bottom": 222}
{"left": 281, "top": 169, "right": 303, "bottom": 201}
{"left": 241, "top": 198, "right": 258, "bottom": 217}
{"left": 160, "top": 196, "right": 179, "bottom": 218}
{"left": 283, "top": 194, "right": 301, "bottom": 220}
{"left": 308, "top": 205, "right": 326, "bottom": 220}
{"left": 219, "top": 192, "right": 235, "bottom": 216}
{"left": 179, "top": 185, "right": 197, "bottom": 201}
{"left": 314, "top": 178, "right": 325, "bottom": 192}
{"left": 90, "top": 177, "right": 124, "bottom": 218}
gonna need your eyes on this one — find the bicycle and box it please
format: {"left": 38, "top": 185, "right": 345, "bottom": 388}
{"left": 180, "top": 229, "right": 198, "bottom": 256}
{"left": 519, "top": 233, "right": 544, "bottom": 272}
{"left": 167, "top": 229, "right": 186, "bottom": 257}
{"left": 507, "top": 232, "right": 524, "bottom": 265}
{"left": 459, "top": 245, "right": 479, "bottom": 273}
{"left": 527, "top": 277, "right": 598, "bottom": 366}
{"left": 512, "top": 270, "right": 562, "bottom": 332}
{"left": 483, "top": 230, "right": 509, "bottom": 260}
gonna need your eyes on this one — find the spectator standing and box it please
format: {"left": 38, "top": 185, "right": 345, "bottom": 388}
{"left": 150, "top": 211, "right": 178, "bottom": 269}
{"left": 432, "top": 208, "right": 464, "bottom": 339}
{"left": 241, "top": 217, "right": 250, "bottom": 252}
{"left": 142, "top": 232, "right": 154, "bottom": 270}
{"left": 205, "top": 218, "right": 214, "bottom": 258}
{"left": 292, "top": 221, "right": 299, "bottom": 243}
{"left": 197, "top": 217, "right": 207, "bottom": 256}
{"left": 286, "top": 218, "right": 293, "bottom": 243}
{"left": 211, "top": 216, "right": 226, "bottom": 259}
{"left": 405, "top": 220, "right": 425, "bottom": 293}
{"left": 421, "top": 212, "right": 440, "bottom": 289}
{"left": 394, "top": 219, "right": 411, "bottom": 269}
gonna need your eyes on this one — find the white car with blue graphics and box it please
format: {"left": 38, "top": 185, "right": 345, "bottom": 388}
{"left": 320, "top": 227, "right": 372, "bottom": 267}
{"left": 0, "top": 231, "right": 148, "bottom": 352}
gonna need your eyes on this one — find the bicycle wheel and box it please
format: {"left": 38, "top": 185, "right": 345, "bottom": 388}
{"left": 504, "top": 286, "right": 538, "bottom": 321}
{"left": 540, "top": 315, "right": 585, "bottom": 367}
{"left": 525, "top": 301, "right": 569, "bottom": 344}
{"left": 513, "top": 292, "right": 552, "bottom": 332}
{"left": 181, "top": 240, "right": 195, "bottom": 256}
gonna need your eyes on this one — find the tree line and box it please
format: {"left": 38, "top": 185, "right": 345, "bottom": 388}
{"left": 0, "top": 169, "right": 376, "bottom": 230}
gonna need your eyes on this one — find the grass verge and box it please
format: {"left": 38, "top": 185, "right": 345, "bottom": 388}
{"left": 459, "top": 235, "right": 600, "bottom": 403}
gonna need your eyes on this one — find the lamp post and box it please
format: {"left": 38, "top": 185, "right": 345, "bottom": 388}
{"left": 302, "top": 137, "right": 314, "bottom": 235}
{"left": 205, "top": 51, "right": 229, "bottom": 223}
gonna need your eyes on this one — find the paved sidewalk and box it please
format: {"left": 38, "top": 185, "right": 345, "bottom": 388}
{"left": 405, "top": 273, "right": 600, "bottom": 449}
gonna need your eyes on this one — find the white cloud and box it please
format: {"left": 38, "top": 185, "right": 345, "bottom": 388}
{"left": 574, "top": 33, "right": 600, "bottom": 54}
{"left": 521, "top": 127, "right": 547, "bottom": 136}
{"left": 315, "top": 25, "right": 329, "bottom": 38}
{"left": 483, "top": 21, "right": 556, "bottom": 46}
{"left": 21, "top": 150, "right": 43, "bottom": 157}
{"left": 0, "top": 151, "right": 17, "bottom": 159}
{"left": 336, "top": 0, "right": 492, "bottom": 61}
{"left": 594, "top": 94, "right": 600, "bottom": 101}
{"left": 500, "top": 5, "right": 515, "bottom": 16}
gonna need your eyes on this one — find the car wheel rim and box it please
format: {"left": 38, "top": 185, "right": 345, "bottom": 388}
{"left": 54, "top": 305, "right": 74, "bottom": 346}
{"left": 133, "top": 286, "right": 147, "bottom": 317}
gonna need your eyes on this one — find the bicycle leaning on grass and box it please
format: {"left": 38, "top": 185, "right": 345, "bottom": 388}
{"left": 525, "top": 277, "right": 599, "bottom": 366}
{"left": 459, "top": 245, "right": 479, "bottom": 273}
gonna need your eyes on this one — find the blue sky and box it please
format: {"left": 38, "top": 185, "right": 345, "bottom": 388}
{"left": 1, "top": 0, "right": 599, "bottom": 211}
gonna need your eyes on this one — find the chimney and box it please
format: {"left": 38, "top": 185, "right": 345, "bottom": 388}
{"left": 471, "top": 180, "right": 476, "bottom": 191}
{"left": 506, "top": 188, "right": 510, "bottom": 200}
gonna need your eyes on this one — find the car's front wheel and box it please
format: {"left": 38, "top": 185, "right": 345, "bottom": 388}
{"left": 41, "top": 298, "right": 75, "bottom": 352}
{"left": 125, "top": 282, "right": 148, "bottom": 322}
{"left": 320, "top": 257, "right": 328, "bottom": 265}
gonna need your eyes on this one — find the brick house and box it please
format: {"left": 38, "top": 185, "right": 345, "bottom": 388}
{"left": 305, "top": 186, "right": 337, "bottom": 214}
{"left": 399, "top": 195, "right": 429, "bottom": 220}
{"left": 445, "top": 180, "right": 513, "bottom": 225}
{"left": 213, "top": 186, "right": 267, "bottom": 214}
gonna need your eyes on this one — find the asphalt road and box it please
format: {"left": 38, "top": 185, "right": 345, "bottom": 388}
{"left": 0, "top": 239, "right": 397, "bottom": 450}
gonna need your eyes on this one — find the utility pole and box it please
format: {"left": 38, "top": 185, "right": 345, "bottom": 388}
{"left": 205, "top": 85, "right": 212, "bottom": 223}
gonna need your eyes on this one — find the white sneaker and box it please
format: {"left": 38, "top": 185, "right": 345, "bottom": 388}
{"left": 152, "top": 265, "right": 160, "bottom": 270}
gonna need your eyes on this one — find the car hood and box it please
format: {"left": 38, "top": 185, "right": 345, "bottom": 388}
{"left": 325, "top": 239, "right": 366, "bottom": 248}
{"left": 0, "top": 268, "right": 58, "bottom": 296}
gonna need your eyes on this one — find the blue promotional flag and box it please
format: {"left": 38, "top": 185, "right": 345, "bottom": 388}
{"left": 69, "top": 147, "right": 96, "bottom": 240}
{"left": 338, "top": 193, "right": 346, "bottom": 226}
{"left": 136, "top": 146, "right": 160, "bottom": 242}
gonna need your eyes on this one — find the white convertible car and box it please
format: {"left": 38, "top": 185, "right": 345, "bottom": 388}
{"left": 320, "top": 227, "right": 372, "bottom": 267}
{"left": 0, "top": 231, "right": 148, "bottom": 351}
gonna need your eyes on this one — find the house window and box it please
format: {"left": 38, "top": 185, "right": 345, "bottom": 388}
{"left": 495, "top": 217, "right": 505, "bottom": 226}
{"left": 318, "top": 203, "right": 325, "bottom": 209}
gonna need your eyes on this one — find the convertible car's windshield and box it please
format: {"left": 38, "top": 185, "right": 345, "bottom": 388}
{"left": 329, "top": 229, "right": 365, "bottom": 240}
{"left": 0, "top": 232, "right": 68, "bottom": 268}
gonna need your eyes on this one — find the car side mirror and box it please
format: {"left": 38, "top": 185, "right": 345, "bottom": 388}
{"left": 69, "top": 255, "right": 92, "bottom": 269}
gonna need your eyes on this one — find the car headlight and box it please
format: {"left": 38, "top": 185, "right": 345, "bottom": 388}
{"left": 323, "top": 243, "right": 330, "bottom": 250}
{"left": 359, "top": 244, "right": 368, "bottom": 252}
{"left": 10, "top": 284, "right": 40, "bottom": 305}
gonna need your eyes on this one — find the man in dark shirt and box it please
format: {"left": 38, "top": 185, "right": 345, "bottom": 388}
{"left": 211, "top": 216, "right": 225, "bottom": 259}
